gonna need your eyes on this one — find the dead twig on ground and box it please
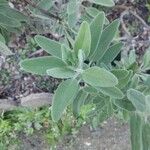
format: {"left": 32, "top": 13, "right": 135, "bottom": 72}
{"left": 129, "top": 10, "right": 150, "bottom": 30}
{"left": 120, "top": 10, "right": 132, "bottom": 38}
{"left": 120, "top": 7, "right": 150, "bottom": 37}
{"left": 119, "top": 5, "right": 150, "bottom": 53}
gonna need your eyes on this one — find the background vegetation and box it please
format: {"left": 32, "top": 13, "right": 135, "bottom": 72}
{"left": 0, "top": 0, "right": 150, "bottom": 149}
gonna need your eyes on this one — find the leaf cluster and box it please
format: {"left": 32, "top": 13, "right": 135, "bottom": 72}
{"left": 20, "top": 12, "right": 124, "bottom": 122}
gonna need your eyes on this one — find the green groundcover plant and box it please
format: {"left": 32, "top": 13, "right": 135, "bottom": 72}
{"left": 0, "top": 106, "right": 82, "bottom": 149}
{"left": 20, "top": 11, "right": 150, "bottom": 149}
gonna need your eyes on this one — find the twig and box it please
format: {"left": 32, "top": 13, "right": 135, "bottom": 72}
{"left": 120, "top": 8, "right": 150, "bottom": 39}
{"left": 114, "top": 5, "right": 131, "bottom": 10}
{"left": 23, "top": 0, "right": 62, "bottom": 22}
{"left": 120, "top": 10, "right": 132, "bottom": 38}
{"left": 129, "top": 10, "right": 150, "bottom": 30}
{"left": 29, "top": 49, "right": 44, "bottom": 57}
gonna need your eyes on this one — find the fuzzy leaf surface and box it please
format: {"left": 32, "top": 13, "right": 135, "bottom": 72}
{"left": 91, "top": 19, "right": 120, "bottom": 62}
{"left": 52, "top": 79, "right": 79, "bottom": 122}
{"left": 73, "top": 90, "right": 88, "bottom": 117}
{"left": 47, "top": 67, "right": 76, "bottom": 79}
{"left": 0, "top": 41, "right": 12, "bottom": 55}
{"left": 127, "top": 89, "right": 146, "bottom": 112}
{"left": 90, "top": 12, "right": 105, "bottom": 57}
{"left": 92, "top": 0, "right": 115, "bottom": 7}
{"left": 35, "top": 35, "right": 62, "bottom": 58}
{"left": 74, "top": 21, "right": 91, "bottom": 57}
{"left": 82, "top": 66, "right": 118, "bottom": 87}
{"left": 100, "top": 42, "right": 123, "bottom": 64}
{"left": 111, "top": 69, "right": 129, "bottom": 80}
{"left": 98, "top": 86, "right": 124, "bottom": 99}
{"left": 20, "top": 56, "right": 66, "bottom": 75}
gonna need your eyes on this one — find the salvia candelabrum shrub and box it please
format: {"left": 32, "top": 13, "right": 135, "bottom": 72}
{"left": 20, "top": 12, "right": 150, "bottom": 150}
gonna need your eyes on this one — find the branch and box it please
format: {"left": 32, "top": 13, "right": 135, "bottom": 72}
{"left": 129, "top": 10, "right": 150, "bottom": 30}
{"left": 120, "top": 10, "right": 132, "bottom": 38}
{"left": 120, "top": 7, "right": 150, "bottom": 39}
{"left": 114, "top": 5, "right": 131, "bottom": 10}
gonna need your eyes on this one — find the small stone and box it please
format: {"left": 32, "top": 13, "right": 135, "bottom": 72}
{"left": 21, "top": 93, "right": 53, "bottom": 108}
{"left": 0, "top": 99, "right": 17, "bottom": 112}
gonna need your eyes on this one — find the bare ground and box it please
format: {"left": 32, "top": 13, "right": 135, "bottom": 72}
{"left": 57, "top": 118, "right": 130, "bottom": 150}
{"left": 9, "top": 118, "right": 130, "bottom": 150}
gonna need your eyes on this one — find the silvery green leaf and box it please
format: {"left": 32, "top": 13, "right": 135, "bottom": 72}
{"left": 47, "top": 67, "right": 76, "bottom": 79}
{"left": 0, "top": 5, "right": 27, "bottom": 22}
{"left": 93, "top": 96, "right": 105, "bottom": 105}
{"left": 0, "top": 1, "right": 7, "bottom": 5}
{"left": 86, "top": 8, "right": 109, "bottom": 24}
{"left": 97, "top": 86, "right": 124, "bottom": 99}
{"left": 86, "top": 7, "right": 100, "bottom": 17}
{"left": 130, "top": 113, "right": 143, "bottom": 150}
{"left": 143, "top": 87, "right": 150, "bottom": 96}
{"left": 68, "top": 13, "right": 78, "bottom": 27}
{"left": 142, "top": 48, "right": 150, "bottom": 70}
{"left": 91, "top": 19, "right": 120, "bottom": 62}
{"left": 74, "top": 21, "right": 91, "bottom": 57}
{"left": 127, "top": 62, "right": 139, "bottom": 73}
{"left": 78, "top": 49, "right": 85, "bottom": 69}
{"left": 0, "top": 41, "right": 13, "bottom": 56}
{"left": 29, "top": 0, "right": 52, "bottom": 19}
{"left": 72, "top": 89, "right": 88, "bottom": 117}
{"left": 20, "top": 56, "right": 66, "bottom": 75}
{"left": 51, "top": 79, "right": 79, "bottom": 122}
{"left": 145, "top": 95, "right": 150, "bottom": 114}
{"left": 111, "top": 69, "right": 129, "bottom": 80}
{"left": 92, "top": 0, "right": 115, "bottom": 7}
{"left": 100, "top": 42, "right": 123, "bottom": 64}
{"left": 130, "top": 74, "right": 139, "bottom": 88}
{"left": 81, "top": 14, "right": 91, "bottom": 23}
{"left": 0, "top": 13, "right": 21, "bottom": 27}
{"left": 67, "top": 0, "right": 80, "bottom": 27}
{"left": 113, "top": 99, "right": 136, "bottom": 111}
{"left": 90, "top": 12, "right": 105, "bottom": 57}
{"left": 34, "top": 0, "right": 52, "bottom": 12}
{"left": 127, "top": 89, "right": 146, "bottom": 112}
{"left": 61, "top": 44, "right": 71, "bottom": 63}
{"left": 144, "top": 76, "right": 150, "bottom": 87}
{"left": 128, "top": 49, "right": 136, "bottom": 65}
{"left": 64, "top": 31, "right": 75, "bottom": 48}
{"left": 117, "top": 70, "right": 133, "bottom": 89}
{"left": 82, "top": 66, "right": 118, "bottom": 87}
{"left": 84, "top": 94, "right": 95, "bottom": 105}
{"left": 0, "top": 33, "right": 5, "bottom": 43}
{"left": 83, "top": 86, "right": 97, "bottom": 94}
{"left": 35, "top": 35, "right": 62, "bottom": 58}
{"left": 1, "top": 25, "right": 20, "bottom": 33}
{"left": 67, "top": 0, "right": 77, "bottom": 14}
{"left": 142, "top": 122, "right": 150, "bottom": 150}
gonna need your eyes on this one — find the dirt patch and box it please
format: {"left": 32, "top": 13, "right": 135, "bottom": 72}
{"left": 57, "top": 118, "right": 130, "bottom": 150}
{"left": 10, "top": 118, "right": 130, "bottom": 150}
